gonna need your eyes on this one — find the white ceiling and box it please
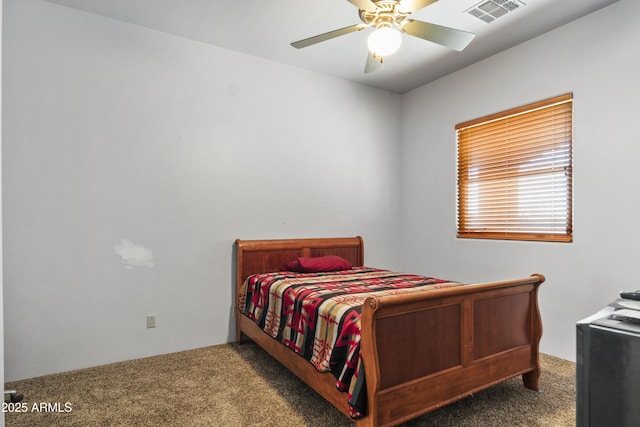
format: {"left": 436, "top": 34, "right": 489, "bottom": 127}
{"left": 45, "top": 0, "right": 619, "bottom": 93}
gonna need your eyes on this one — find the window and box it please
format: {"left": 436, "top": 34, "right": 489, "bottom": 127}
{"left": 456, "top": 93, "right": 573, "bottom": 242}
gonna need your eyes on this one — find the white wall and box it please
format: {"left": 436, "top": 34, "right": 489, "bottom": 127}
{"left": 4, "top": 0, "right": 635, "bottom": 382}
{"left": 400, "top": 0, "right": 640, "bottom": 361}
{"left": 2, "top": 0, "right": 401, "bottom": 381}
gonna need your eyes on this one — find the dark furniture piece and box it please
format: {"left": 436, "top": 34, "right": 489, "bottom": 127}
{"left": 577, "top": 306, "right": 640, "bottom": 427}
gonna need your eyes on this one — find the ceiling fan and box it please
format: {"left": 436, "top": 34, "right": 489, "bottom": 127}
{"left": 291, "top": 0, "right": 476, "bottom": 74}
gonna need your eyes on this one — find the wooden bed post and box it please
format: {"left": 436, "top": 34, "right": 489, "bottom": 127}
{"left": 359, "top": 297, "right": 381, "bottom": 427}
{"left": 522, "top": 273, "right": 545, "bottom": 391}
{"left": 235, "top": 238, "right": 244, "bottom": 344}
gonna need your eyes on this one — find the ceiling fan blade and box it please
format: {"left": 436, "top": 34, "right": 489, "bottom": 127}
{"left": 402, "top": 19, "right": 475, "bottom": 51}
{"left": 398, "top": 0, "right": 438, "bottom": 14}
{"left": 364, "top": 51, "right": 383, "bottom": 74}
{"left": 347, "top": 0, "right": 378, "bottom": 12}
{"left": 291, "top": 24, "right": 366, "bottom": 49}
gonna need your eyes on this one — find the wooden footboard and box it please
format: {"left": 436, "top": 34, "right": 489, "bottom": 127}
{"left": 359, "top": 274, "right": 544, "bottom": 426}
{"left": 234, "top": 237, "right": 544, "bottom": 427}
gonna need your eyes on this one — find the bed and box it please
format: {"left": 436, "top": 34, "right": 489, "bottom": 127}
{"left": 234, "top": 236, "right": 545, "bottom": 426}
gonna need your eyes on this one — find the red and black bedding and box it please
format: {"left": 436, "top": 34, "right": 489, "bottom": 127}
{"left": 237, "top": 256, "right": 464, "bottom": 418}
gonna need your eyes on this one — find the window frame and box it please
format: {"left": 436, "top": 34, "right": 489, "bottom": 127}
{"left": 455, "top": 93, "right": 573, "bottom": 243}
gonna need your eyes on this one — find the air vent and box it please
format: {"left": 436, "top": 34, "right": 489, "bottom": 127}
{"left": 467, "top": 0, "right": 524, "bottom": 23}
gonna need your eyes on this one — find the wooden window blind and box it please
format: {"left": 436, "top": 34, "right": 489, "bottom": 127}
{"left": 456, "top": 93, "right": 573, "bottom": 242}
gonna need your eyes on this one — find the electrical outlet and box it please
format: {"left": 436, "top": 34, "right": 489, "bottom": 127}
{"left": 147, "top": 314, "right": 156, "bottom": 328}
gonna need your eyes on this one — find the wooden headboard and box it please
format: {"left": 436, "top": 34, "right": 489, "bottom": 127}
{"left": 235, "top": 236, "right": 364, "bottom": 290}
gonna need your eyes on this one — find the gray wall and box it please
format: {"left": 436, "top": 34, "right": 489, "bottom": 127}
{"left": 2, "top": 0, "right": 402, "bottom": 381}
{"left": 399, "top": 0, "right": 640, "bottom": 361}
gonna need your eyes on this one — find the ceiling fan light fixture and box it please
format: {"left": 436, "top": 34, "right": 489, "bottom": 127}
{"left": 367, "top": 27, "right": 402, "bottom": 57}
{"left": 290, "top": 0, "right": 476, "bottom": 74}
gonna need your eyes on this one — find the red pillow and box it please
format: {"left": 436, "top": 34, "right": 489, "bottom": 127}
{"left": 282, "top": 255, "right": 352, "bottom": 273}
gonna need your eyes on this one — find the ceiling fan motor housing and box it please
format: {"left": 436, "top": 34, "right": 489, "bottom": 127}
{"left": 359, "top": 1, "right": 410, "bottom": 30}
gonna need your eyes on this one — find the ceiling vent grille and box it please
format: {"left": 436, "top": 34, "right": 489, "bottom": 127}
{"left": 467, "top": 0, "right": 524, "bottom": 23}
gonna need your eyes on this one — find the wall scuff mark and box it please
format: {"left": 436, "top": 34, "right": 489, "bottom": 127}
{"left": 114, "top": 239, "right": 155, "bottom": 269}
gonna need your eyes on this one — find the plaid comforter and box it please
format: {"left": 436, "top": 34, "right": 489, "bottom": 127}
{"left": 237, "top": 267, "right": 462, "bottom": 418}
